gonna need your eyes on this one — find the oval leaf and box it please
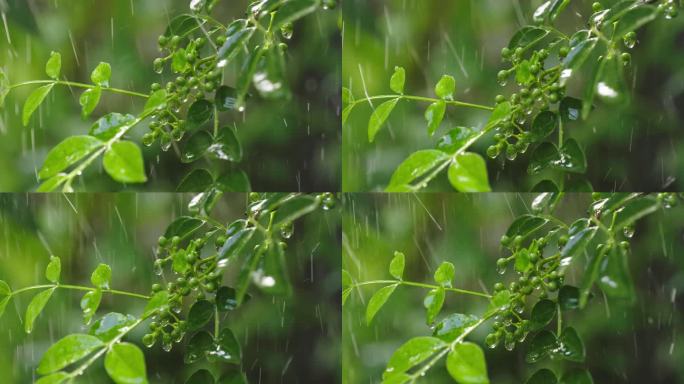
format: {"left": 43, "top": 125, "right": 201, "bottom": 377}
{"left": 387, "top": 150, "right": 449, "bottom": 191}
{"left": 45, "top": 255, "right": 61, "bottom": 283}
{"left": 446, "top": 342, "right": 490, "bottom": 384}
{"left": 368, "top": 98, "right": 400, "bottom": 143}
{"left": 103, "top": 141, "right": 147, "bottom": 183}
{"left": 448, "top": 152, "right": 491, "bottom": 192}
{"left": 37, "top": 334, "right": 104, "bottom": 374}
{"left": 23, "top": 84, "right": 55, "bottom": 126}
{"left": 25, "top": 288, "right": 56, "bottom": 333}
{"left": 104, "top": 342, "right": 148, "bottom": 384}
{"left": 366, "top": 284, "right": 398, "bottom": 325}
{"left": 45, "top": 52, "right": 62, "bottom": 80}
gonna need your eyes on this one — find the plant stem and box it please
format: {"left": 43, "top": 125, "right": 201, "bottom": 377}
{"left": 10, "top": 283, "right": 150, "bottom": 300}
{"left": 353, "top": 94, "right": 494, "bottom": 112}
{"left": 353, "top": 279, "right": 492, "bottom": 299}
{"left": 10, "top": 80, "right": 149, "bottom": 99}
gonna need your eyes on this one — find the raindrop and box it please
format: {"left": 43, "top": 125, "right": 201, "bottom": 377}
{"left": 623, "top": 225, "right": 635, "bottom": 238}
{"left": 280, "top": 222, "right": 294, "bottom": 239}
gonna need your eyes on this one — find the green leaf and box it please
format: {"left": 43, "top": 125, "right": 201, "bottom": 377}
{"left": 37, "top": 334, "right": 104, "bottom": 374}
{"left": 272, "top": 0, "right": 319, "bottom": 29}
{"left": 390, "top": 66, "right": 406, "bottom": 94}
{"left": 559, "top": 97, "right": 582, "bottom": 123}
{"left": 208, "top": 328, "right": 241, "bottom": 364}
{"left": 382, "top": 337, "right": 446, "bottom": 381}
{"left": 531, "top": 180, "right": 560, "bottom": 193}
{"left": 558, "top": 285, "right": 580, "bottom": 310}
{"left": 164, "top": 14, "right": 200, "bottom": 38}
{"left": 561, "top": 38, "right": 598, "bottom": 85}
{"left": 271, "top": 195, "right": 319, "bottom": 227}
{"left": 448, "top": 152, "right": 492, "bottom": 192}
{"left": 516, "top": 60, "right": 535, "bottom": 85}
{"left": 254, "top": 242, "right": 290, "bottom": 296}
{"left": 143, "top": 291, "right": 169, "bottom": 316}
{"left": 613, "top": 197, "right": 659, "bottom": 231}
{"left": 39, "top": 135, "right": 104, "bottom": 180}
{"left": 45, "top": 255, "right": 61, "bottom": 283}
{"left": 387, "top": 150, "right": 449, "bottom": 191}
{"left": 525, "top": 330, "right": 558, "bottom": 363}
{"left": 515, "top": 249, "right": 532, "bottom": 272}
{"left": 89, "top": 312, "right": 137, "bottom": 343}
{"left": 531, "top": 192, "right": 561, "bottom": 212}
{"left": 218, "top": 20, "right": 255, "bottom": 62}
{"left": 435, "top": 75, "right": 456, "bottom": 100}
{"left": 530, "top": 299, "right": 556, "bottom": 330}
{"left": 560, "top": 369, "right": 594, "bottom": 384}
{"left": 446, "top": 342, "right": 490, "bottom": 384}
{"left": 79, "top": 87, "right": 102, "bottom": 119}
{"left": 177, "top": 169, "right": 214, "bottom": 192}
{"left": 104, "top": 342, "right": 148, "bottom": 384}
{"left": 389, "top": 251, "right": 405, "bottom": 280}
{"left": 25, "top": 288, "right": 56, "bottom": 333}
{"left": 216, "top": 286, "right": 238, "bottom": 311}
{"left": 528, "top": 140, "right": 586, "bottom": 175}
{"left": 143, "top": 90, "right": 167, "bottom": 114}
{"left": 598, "top": 247, "right": 635, "bottom": 301}
{"left": 505, "top": 214, "right": 548, "bottom": 239}
{"left": 508, "top": 26, "right": 549, "bottom": 50}
{"left": 103, "top": 141, "right": 148, "bottom": 183}
{"left": 215, "top": 170, "right": 251, "bottom": 192}
{"left": 434, "top": 261, "right": 455, "bottom": 287}
{"left": 425, "top": 101, "right": 446, "bottom": 136}
{"left": 579, "top": 245, "right": 609, "bottom": 308}
{"left": 188, "top": 300, "right": 214, "bottom": 331}
{"left": 187, "top": 99, "right": 214, "bottom": 129}
{"left": 487, "top": 101, "right": 511, "bottom": 128}
{"left": 0, "top": 280, "right": 11, "bottom": 319}
{"left": 186, "top": 369, "right": 215, "bottom": 384}
{"left": 433, "top": 313, "right": 480, "bottom": 342}
{"left": 558, "top": 327, "right": 585, "bottom": 362}
{"left": 172, "top": 48, "right": 190, "bottom": 73}
{"left": 613, "top": 5, "right": 658, "bottom": 36}
{"left": 218, "top": 222, "right": 255, "bottom": 260}
{"left": 526, "top": 369, "right": 558, "bottom": 384}
{"left": 366, "top": 284, "right": 398, "bottom": 325}
{"left": 530, "top": 111, "right": 558, "bottom": 141}
{"left": 23, "top": 84, "right": 55, "bottom": 126}
{"left": 181, "top": 132, "right": 212, "bottom": 163}
{"left": 165, "top": 216, "right": 205, "bottom": 239}
{"left": 36, "top": 372, "right": 70, "bottom": 384}
{"left": 91, "top": 62, "right": 112, "bottom": 87}
{"left": 185, "top": 331, "right": 212, "bottom": 364}
{"left": 423, "top": 287, "right": 445, "bottom": 325}
{"left": 215, "top": 85, "right": 239, "bottom": 111}
{"left": 437, "top": 127, "right": 476, "bottom": 154}
{"left": 91, "top": 263, "right": 112, "bottom": 289}
{"left": 45, "top": 52, "right": 62, "bottom": 80}
{"left": 594, "top": 54, "right": 627, "bottom": 105}
{"left": 368, "top": 98, "right": 400, "bottom": 143}
{"left": 90, "top": 113, "right": 135, "bottom": 141}
{"left": 218, "top": 371, "right": 248, "bottom": 384}
{"left": 209, "top": 127, "right": 243, "bottom": 162}
{"left": 560, "top": 219, "right": 597, "bottom": 268}
{"left": 80, "top": 289, "right": 102, "bottom": 325}
{"left": 489, "top": 290, "right": 512, "bottom": 311}
{"left": 581, "top": 43, "right": 607, "bottom": 119}
{"left": 533, "top": 0, "right": 570, "bottom": 23}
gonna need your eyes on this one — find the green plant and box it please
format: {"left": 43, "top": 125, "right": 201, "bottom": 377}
{"left": 0, "top": 0, "right": 335, "bottom": 192}
{"left": 343, "top": 192, "right": 682, "bottom": 383}
{"left": 0, "top": 192, "right": 336, "bottom": 384}
{"left": 342, "top": 0, "right": 682, "bottom": 192}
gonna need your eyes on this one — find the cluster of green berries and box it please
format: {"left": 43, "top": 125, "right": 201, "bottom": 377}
{"left": 142, "top": 234, "right": 225, "bottom": 351}
{"left": 488, "top": 47, "right": 566, "bottom": 161}
{"left": 142, "top": 30, "right": 225, "bottom": 149}
{"left": 486, "top": 236, "right": 565, "bottom": 351}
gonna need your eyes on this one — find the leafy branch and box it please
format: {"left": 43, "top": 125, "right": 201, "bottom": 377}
{"left": 343, "top": 0, "right": 682, "bottom": 192}
{"left": 0, "top": 192, "right": 336, "bottom": 384}
{"left": 343, "top": 192, "right": 682, "bottom": 383}
{"left": 0, "top": 0, "right": 333, "bottom": 192}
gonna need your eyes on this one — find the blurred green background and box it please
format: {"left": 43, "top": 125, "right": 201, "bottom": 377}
{"left": 0, "top": 193, "right": 341, "bottom": 383}
{"left": 342, "top": 193, "right": 684, "bottom": 383}
{"left": 0, "top": 0, "right": 340, "bottom": 192}
{"left": 342, "top": 0, "right": 684, "bottom": 192}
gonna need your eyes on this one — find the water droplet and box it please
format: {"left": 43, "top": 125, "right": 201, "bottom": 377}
{"left": 623, "top": 225, "right": 635, "bottom": 238}
{"left": 280, "top": 222, "right": 294, "bottom": 239}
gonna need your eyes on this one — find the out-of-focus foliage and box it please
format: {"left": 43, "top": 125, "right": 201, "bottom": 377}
{"left": 342, "top": 193, "right": 684, "bottom": 383}
{"left": 343, "top": 0, "right": 684, "bottom": 191}
{"left": 0, "top": 193, "right": 340, "bottom": 383}
{"left": 0, "top": 0, "right": 340, "bottom": 191}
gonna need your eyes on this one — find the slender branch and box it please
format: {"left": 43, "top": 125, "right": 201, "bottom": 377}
{"left": 352, "top": 94, "right": 494, "bottom": 112}
{"left": 352, "top": 279, "right": 492, "bottom": 299}
{"left": 10, "top": 283, "right": 150, "bottom": 300}
{"left": 10, "top": 80, "right": 149, "bottom": 99}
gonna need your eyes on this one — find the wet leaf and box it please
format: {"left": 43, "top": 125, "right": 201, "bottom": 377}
{"left": 143, "top": 90, "right": 167, "bottom": 114}
{"left": 581, "top": 42, "right": 608, "bottom": 119}
{"left": 218, "top": 221, "right": 254, "bottom": 260}
{"left": 515, "top": 249, "right": 532, "bottom": 272}
{"left": 366, "top": 284, "right": 398, "bottom": 325}
{"left": 177, "top": 169, "right": 214, "bottom": 192}
{"left": 91, "top": 264, "right": 112, "bottom": 289}
{"left": 613, "top": 197, "right": 659, "bottom": 231}
{"left": 560, "top": 219, "right": 597, "bottom": 267}
{"left": 598, "top": 247, "right": 634, "bottom": 301}
{"left": 525, "top": 330, "right": 558, "bottom": 363}
{"left": 533, "top": 0, "right": 570, "bottom": 23}
{"left": 508, "top": 26, "right": 549, "bottom": 50}
{"left": 382, "top": 337, "right": 446, "bottom": 381}
{"left": 516, "top": 60, "right": 535, "bottom": 85}
{"left": 215, "top": 86, "right": 238, "bottom": 111}
{"left": 187, "top": 99, "right": 214, "bottom": 129}
{"left": 525, "top": 368, "right": 557, "bottom": 384}
{"left": 387, "top": 150, "right": 449, "bottom": 191}
{"left": 433, "top": 313, "right": 480, "bottom": 343}
{"left": 435, "top": 75, "right": 456, "bottom": 100}
{"left": 560, "top": 369, "right": 594, "bottom": 384}
{"left": 216, "top": 286, "right": 238, "bottom": 311}
{"left": 216, "top": 170, "right": 251, "bottom": 192}
{"left": 253, "top": 242, "right": 290, "bottom": 296}
{"left": 79, "top": 87, "right": 102, "bottom": 119}
{"left": 558, "top": 285, "right": 580, "bottom": 310}
{"left": 45, "top": 255, "right": 61, "bottom": 283}
{"left": 103, "top": 141, "right": 148, "bottom": 183}
{"left": 559, "top": 97, "right": 582, "bottom": 123}
{"left": 188, "top": 300, "right": 214, "bottom": 331}
{"left": 23, "top": 84, "right": 55, "bottom": 126}
{"left": 218, "top": 371, "right": 247, "bottom": 384}
{"left": 182, "top": 131, "right": 212, "bottom": 163}
{"left": 531, "top": 180, "right": 559, "bottom": 193}
{"left": 389, "top": 251, "right": 405, "bottom": 280}
{"left": 91, "top": 62, "right": 112, "bottom": 87}
{"left": 489, "top": 290, "right": 512, "bottom": 311}
{"left": 272, "top": 195, "right": 319, "bottom": 227}
{"left": 45, "top": 52, "right": 62, "bottom": 80}
{"left": 530, "top": 299, "right": 556, "bottom": 330}
{"left": 505, "top": 214, "right": 548, "bottom": 239}
{"left": 208, "top": 328, "right": 241, "bottom": 364}
{"left": 448, "top": 152, "right": 492, "bottom": 192}
{"left": 80, "top": 289, "right": 102, "bottom": 325}
{"left": 434, "top": 261, "right": 455, "bottom": 287}
{"left": 561, "top": 38, "right": 598, "bottom": 85}
{"left": 37, "top": 334, "right": 104, "bottom": 374}
{"left": 164, "top": 14, "right": 200, "bottom": 38}
{"left": 89, "top": 313, "right": 137, "bottom": 343}
{"left": 185, "top": 331, "right": 213, "bottom": 364}
{"left": 218, "top": 20, "right": 254, "bottom": 63}
{"left": 390, "top": 66, "right": 406, "bottom": 94}
{"left": 528, "top": 140, "right": 586, "bottom": 175}
{"left": 35, "top": 372, "right": 70, "bottom": 384}
{"left": 104, "top": 342, "right": 148, "bottom": 384}
{"left": 185, "top": 369, "right": 215, "bottom": 384}
{"left": 368, "top": 98, "right": 400, "bottom": 143}
{"left": 614, "top": 5, "right": 658, "bottom": 36}
{"left": 437, "top": 127, "right": 476, "bottom": 154}
{"left": 272, "top": 0, "right": 319, "bottom": 29}
{"left": 425, "top": 101, "right": 446, "bottom": 136}
{"left": 165, "top": 216, "right": 205, "bottom": 239}
{"left": 39, "top": 135, "right": 104, "bottom": 180}
{"left": 209, "top": 128, "right": 242, "bottom": 162}
{"left": 579, "top": 245, "right": 609, "bottom": 308}
{"left": 143, "top": 291, "right": 169, "bottom": 317}
{"left": 423, "top": 287, "right": 445, "bottom": 325}
{"left": 446, "top": 342, "right": 490, "bottom": 384}
{"left": 531, "top": 111, "right": 558, "bottom": 141}
{"left": 595, "top": 54, "right": 626, "bottom": 105}
{"left": 558, "top": 327, "right": 585, "bottom": 362}
{"left": 25, "top": 288, "right": 56, "bottom": 333}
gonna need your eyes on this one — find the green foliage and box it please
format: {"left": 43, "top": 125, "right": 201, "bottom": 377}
{"left": 345, "top": 0, "right": 682, "bottom": 191}
{"left": 344, "top": 192, "right": 682, "bottom": 383}
{"left": 104, "top": 343, "right": 148, "bottom": 384}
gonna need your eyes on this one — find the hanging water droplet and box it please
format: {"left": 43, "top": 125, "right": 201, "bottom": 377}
{"left": 153, "top": 260, "right": 163, "bottom": 275}
{"left": 623, "top": 225, "right": 635, "bottom": 238}
{"left": 280, "top": 23, "right": 294, "bottom": 40}
{"left": 160, "top": 135, "right": 172, "bottom": 151}
{"left": 504, "top": 338, "right": 515, "bottom": 351}
{"left": 280, "top": 222, "right": 294, "bottom": 239}
{"left": 162, "top": 340, "right": 172, "bottom": 352}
